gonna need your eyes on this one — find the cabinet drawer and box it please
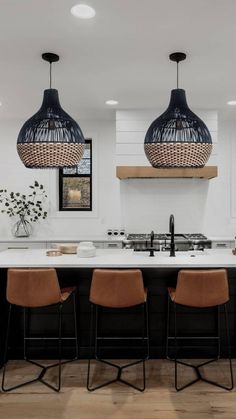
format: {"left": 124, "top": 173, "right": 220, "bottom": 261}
{"left": 6, "top": 242, "right": 46, "bottom": 249}
{"left": 7, "top": 242, "right": 46, "bottom": 249}
{"left": 105, "top": 242, "right": 122, "bottom": 249}
{"left": 212, "top": 241, "right": 233, "bottom": 249}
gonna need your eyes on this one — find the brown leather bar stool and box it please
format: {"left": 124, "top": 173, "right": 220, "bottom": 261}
{"left": 87, "top": 269, "right": 149, "bottom": 392}
{"left": 166, "top": 269, "right": 233, "bottom": 391}
{"left": 2, "top": 268, "right": 79, "bottom": 392}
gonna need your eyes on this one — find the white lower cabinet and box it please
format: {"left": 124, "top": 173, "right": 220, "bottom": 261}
{"left": 46, "top": 241, "right": 122, "bottom": 249}
{"left": 0, "top": 239, "right": 123, "bottom": 252}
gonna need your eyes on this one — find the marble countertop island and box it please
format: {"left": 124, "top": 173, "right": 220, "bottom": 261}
{"left": 0, "top": 248, "right": 235, "bottom": 268}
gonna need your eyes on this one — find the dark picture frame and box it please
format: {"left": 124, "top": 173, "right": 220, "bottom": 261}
{"left": 59, "top": 139, "right": 92, "bottom": 211}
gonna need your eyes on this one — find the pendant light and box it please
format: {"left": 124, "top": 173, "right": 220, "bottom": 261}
{"left": 17, "top": 53, "right": 85, "bottom": 168}
{"left": 144, "top": 52, "right": 212, "bottom": 168}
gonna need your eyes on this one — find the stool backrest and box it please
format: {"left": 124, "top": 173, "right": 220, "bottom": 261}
{"left": 7, "top": 268, "right": 62, "bottom": 308}
{"left": 90, "top": 269, "right": 146, "bottom": 308}
{"left": 175, "top": 269, "right": 229, "bottom": 307}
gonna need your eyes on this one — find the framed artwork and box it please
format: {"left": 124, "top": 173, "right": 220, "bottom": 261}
{"left": 59, "top": 139, "right": 92, "bottom": 211}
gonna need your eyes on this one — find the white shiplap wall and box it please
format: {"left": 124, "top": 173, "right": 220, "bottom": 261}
{"left": 116, "top": 110, "right": 218, "bottom": 166}
{"left": 115, "top": 109, "right": 231, "bottom": 235}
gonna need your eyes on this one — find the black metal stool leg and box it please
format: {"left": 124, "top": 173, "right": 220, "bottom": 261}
{"left": 197, "top": 304, "right": 234, "bottom": 390}
{"left": 119, "top": 302, "right": 148, "bottom": 392}
{"left": 58, "top": 303, "right": 62, "bottom": 391}
{"left": 87, "top": 302, "right": 149, "bottom": 392}
{"left": 141, "top": 300, "right": 150, "bottom": 389}
{"left": 95, "top": 305, "right": 99, "bottom": 360}
{"left": 87, "top": 304, "right": 118, "bottom": 391}
{"left": 138, "top": 303, "right": 146, "bottom": 391}
{"left": 174, "top": 303, "right": 177, "bottom": 388}
{"left": 2, "top": 302, "right": 78, "bottom": 392}
{"left": 56, "top": 303, "right": 62, "bottom": 391}
{"left": 2, "top": 305, "right": 40, "bottom": 391}
{"left": 145, "top": 299, "right": 150, "bottom": 360}
{"left": 174, "top": 303, "right": 201, "bottom": 391}
{"left": 173, "top": 302, "right": 234, "bottom": 392}
{"left": 166, "top": 294, "right": 171, "bottom": 359}
{"left": 2, "top": 304, "right": 12, "bottom": 391}
{"left": 224, "top": 304, "right": 234, "bottom": 390}
{"left": 23, "top": 307, "right": 27, "bottom": 360}
{"left": 39, "top": 303, "right": 62, "bottom": 392}
{"left": 217, "top": 306, "right": 221, "bottom": 359}
{"left": 87, "top": 303, "right": 95, "bottom": 391}
{"left": 73, "top": 293, "right": 79, "bottom": 359}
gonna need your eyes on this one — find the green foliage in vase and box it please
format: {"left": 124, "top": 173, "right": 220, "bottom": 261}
{"left": 0, "top": 181, "right": 48, "bottom": 222}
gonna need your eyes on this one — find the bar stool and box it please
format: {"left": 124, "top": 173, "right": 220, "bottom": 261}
{"left": 166, "top": 269, "right": 233, "bottom": 391}
{"left": 87, "top": 269, "right": 149, "bottom": 392}
{"left": 2, "top": 268, "right": 79, "bottom": 392}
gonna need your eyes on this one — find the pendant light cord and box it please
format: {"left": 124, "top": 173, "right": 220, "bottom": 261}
{"left": 49, "top": 62, "right": 52, "bottom": 89}
{"left": 170, "top": 52, "right": 186, "bottom": 89}
{"left": 177, "top": 61, "right": 179, "bottom": 89}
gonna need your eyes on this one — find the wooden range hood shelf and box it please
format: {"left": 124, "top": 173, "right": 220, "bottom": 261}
{"left": 116, "top": 166, "right": 218, "bottom": 180}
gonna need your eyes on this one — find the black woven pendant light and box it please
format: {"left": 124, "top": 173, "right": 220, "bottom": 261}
{"left": 144, "top": 52, "right": 212, "bottom": 168}
{"left": 17, "top": 53, "right": 85, "bottom": 168}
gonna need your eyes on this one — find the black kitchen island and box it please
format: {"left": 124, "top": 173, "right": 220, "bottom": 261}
{"left": 0, "top": 248, "right": 236, "bottom": 364}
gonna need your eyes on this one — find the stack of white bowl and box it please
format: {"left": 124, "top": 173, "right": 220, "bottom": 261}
{"left": 77, "top": 241, "right": 96, "bottom": 258}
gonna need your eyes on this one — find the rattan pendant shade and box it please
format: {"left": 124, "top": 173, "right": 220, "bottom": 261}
{"left": 144, "top": 53, "right": 212, "bottom": 168}
{"left": 17, "top": 53, "right": 85, "bottom": 168}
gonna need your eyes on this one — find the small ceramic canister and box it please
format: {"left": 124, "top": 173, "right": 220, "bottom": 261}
{"left": 77, "top": 241, "right": 96, "bottom": 258}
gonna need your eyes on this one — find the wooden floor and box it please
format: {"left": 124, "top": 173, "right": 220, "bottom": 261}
{"left": 0, "top": 359, "right": 236, "bottom": 419}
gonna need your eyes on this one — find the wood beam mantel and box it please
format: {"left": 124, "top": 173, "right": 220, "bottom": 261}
{"left": 116, "top": 166, "right": 218, "bottom": 180}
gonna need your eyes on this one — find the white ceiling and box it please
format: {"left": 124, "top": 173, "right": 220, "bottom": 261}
{"left": 1, "top": 0, "right": 236, "bottom": 118}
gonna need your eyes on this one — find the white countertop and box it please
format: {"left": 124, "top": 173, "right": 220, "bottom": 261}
{"left": 0, "top": 236, "right": 123, "bottom": 243}
{"left": 0, "top": 248, "right": 236, "bottom": 268}
{"left": 0, "top": 236, "right": 234, "bottom": 243}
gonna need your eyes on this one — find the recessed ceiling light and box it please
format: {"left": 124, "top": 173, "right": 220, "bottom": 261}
{"left": 227, "top": 100, "right": 236, "bottom": 105}
{"left": 71, "top": 4, "right": 96, "bottom": 19}
{"left": 105, "top": 100, "right": 119, "bottom": 105}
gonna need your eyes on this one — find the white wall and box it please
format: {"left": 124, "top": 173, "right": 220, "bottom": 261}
{"left": 0, "top": 108, "right": 235, "bottom": 239}
{"left": 116, "top": 109, "right": 236, "bottom": 237}
{"left": 0, "top": 115, "right": 121, "bottom": 238}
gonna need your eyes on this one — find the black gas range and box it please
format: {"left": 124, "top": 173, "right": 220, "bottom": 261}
{"left": 122, "top": 233, "right": 211, "bottom": 252}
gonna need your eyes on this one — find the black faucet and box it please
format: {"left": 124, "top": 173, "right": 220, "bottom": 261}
{"left": 149, "top": 230, "right": 155, "bottom": 257}
{"left": 169, "top": 214, "right": 175, "bottom": 257}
